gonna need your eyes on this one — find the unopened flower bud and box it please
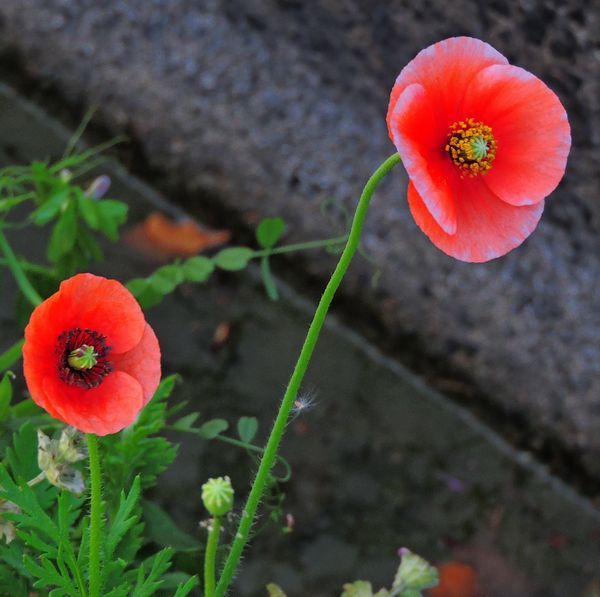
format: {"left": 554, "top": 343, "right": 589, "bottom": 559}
{"left": 36, "top": 429, "right": 85, "bottom": 495}
{"left": 201, "top": 476, "right": 234, "bottom": 516}
{"left": 85, "top": 175, "right": 111, "bottom": 199}
{"left": 58, "top": 427, "right": 87, "bottom": 463}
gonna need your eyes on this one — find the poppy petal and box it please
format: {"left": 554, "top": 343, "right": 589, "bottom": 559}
{"left": 23, "top": 292, "right": 65, "bottom": 411}
{"left": 389, "top": 83, "right": 457, "bottom": 234}
{"left": 407, "top": 177, "right": 544, "bottom": 262}
{"left": 52, "top": 273, "right": 146, "bottom": 354}
{"left": 41, "top": 371, "right": 144, "bottom": 435}
{"left": 112, "top": 323, "right": 161, "bottom": 405}
{"left": 463, "top": 64, "right": 571, "bottom": 206}
{"left": 387, "top": 37, "right": 508, "bottom": 130}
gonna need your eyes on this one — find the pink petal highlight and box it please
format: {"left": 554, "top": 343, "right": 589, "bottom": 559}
{"left": 407, "top": 177, "right": 545, "bottom": 263}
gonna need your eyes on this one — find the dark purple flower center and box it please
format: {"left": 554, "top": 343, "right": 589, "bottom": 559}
{"left": 56, "top": 328, "right": 112, "bottom": 389}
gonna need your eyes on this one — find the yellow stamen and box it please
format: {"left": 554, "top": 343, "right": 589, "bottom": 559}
{"left": 445, "top": 118, "right": 497, "bottom": 178}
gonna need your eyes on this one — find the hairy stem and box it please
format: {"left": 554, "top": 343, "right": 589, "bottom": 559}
{"left": 0, "top": 227, "right": 43, "bottom": 307}
{"left": 215, "top": 153, "right": 401, "bottom": 595}
{"left": 204, "top": 516, "right": 222, "bottom": 597}
{"left": 87, "top": 434, "right": 102, "bottom": 597}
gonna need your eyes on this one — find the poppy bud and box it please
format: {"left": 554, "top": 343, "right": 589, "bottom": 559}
{"left": 201, "top": 476, "right": 234, "bottom": 517}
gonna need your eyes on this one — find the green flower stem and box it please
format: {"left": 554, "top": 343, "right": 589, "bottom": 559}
{"left": 0, "top": 227, "right": 43, "bottom": 307}
{"left": 204, "top": 516, "right": 222, "bottom": 597}
{"left": 215, "top": 152, "right": 401, "bottom": 596}
{"left": 87, "top": 434, "right": 103, "bottom": 597}
{"left": 250, "top": 234, "right": 348, "bottom": 258}
{"left": 0, "top": 257, "right": 54, "bottom": 276}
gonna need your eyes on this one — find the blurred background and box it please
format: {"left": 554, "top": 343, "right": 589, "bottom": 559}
{"left": 0, "top": 1, "right": 598, "bottom": 595}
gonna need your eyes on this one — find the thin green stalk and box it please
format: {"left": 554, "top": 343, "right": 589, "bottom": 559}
{"left": 212, "top": 434, "right": 292, "bottom": 482}
{"left": 250, "top": 234, "right": 348, "bottom": 258}
{"left": 165, "top": 427, "right": 292, "bottom": 482}
{"left": 204, "top": 516, "right": 222, "bottom": 597}
{"left": 0, "top": 227, "right": 43, "bottom": 307}
{"left": 215, "top": 153, "right": 401, "bottom": 596}
{"left": 87, "top": 434, "right": 102, "bottom": 597}
{"left": 0, "top": 257, "right": 54, "bottom": 276}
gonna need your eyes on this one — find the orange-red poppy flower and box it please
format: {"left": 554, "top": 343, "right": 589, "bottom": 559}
{"left": 23, "top": 273, "right": 161, "bottom": 435}
{"left": 387, "top": 37, "right": 570, "bottom": 262}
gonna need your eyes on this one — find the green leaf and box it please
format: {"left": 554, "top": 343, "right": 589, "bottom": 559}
{"left": 256, "top": 217, "right": 286, "bottom": 249}
{"left": 11, "top": 397, "right": 43, "bottom": 418}
{"left": 196, "top": 418, "right": 228, "bottom": 439}
{"left": 77, "top": 225, "right": 104, "bottom": 262}
{"left": 31, "top": 188, "right": 69, "bottom": 225}
{"left": 260, "top": 256, "right": 278, "bottom": 300}
{"left": 153, "top": 374, "right": 181, "bottom": 402}
{"left": 173, "top": 575, "right": 199, "bottom": 597}
{"left": 131, "top": 547, "right": 173, "bottom": 596}
{"left": 182, "top": 256, "right": 214, "bottom": 283}
{"left": 0, "top": 563, "right": 28, "bottom": 595}
{"left": 126, "top": 278, "right": 164, "bottom": 309}
{"left": 172, "top": 413, "right": 200, "bottom": 432}
{"left": 6, "top": 422, "right": 40, "bottom": 481}
{"left": 95, "top": 199, "right": 128, "bottom": 241}
{"left": 0, "top": 539, "right": 32, "bottom": 579}
{"left": 0, "top": 372, "right": 14, "bottom": 422}
{"left": 24, "top": 554, "right": 77, "bottom": 593}
{"left": 142, "top": 500, "right": 199, "bottom": 551}
{"left": 0, "top": 339, "right": 23, "bottom": 372}
{"left": 0, "top": 465, "right": 58, "bottom": 543}
{"left": 105, "top": 476, "right": 142, "bottom": 564}
{"left": 77, "top": 194, "right": 100, "bottom": 230}
{"left": 148, "top": 265, "right": 184, "bottom": 294}
{"left": 0, "top": 195, "right": 31, "bottom": 214}
{"left": 101, "top": 376, "right": 180, "bottom": 509}
{"left": 237, "top": 416, "right": 258, "bottom": 444}
{"left": 47, "top": 202, "right": 77, "bottom": 262}
{"left": 213, "top": 247, "right": 254, "bottom": 271}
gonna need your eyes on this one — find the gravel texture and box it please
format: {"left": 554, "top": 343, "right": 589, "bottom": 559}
{"left": 0, "top": 1, "right": 599, "bottom": 475}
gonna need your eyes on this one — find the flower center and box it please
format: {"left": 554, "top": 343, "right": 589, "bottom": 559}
{"left": 68, "top": 345, "right": 97, "bottom": 370}
{"left": 56, "top": 328, "right": 112, "bottom": 389}
{"left": 445, "top": 118, "right": 496, "bottom": 177}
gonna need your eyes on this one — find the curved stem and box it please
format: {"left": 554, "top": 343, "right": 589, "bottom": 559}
{"left": 250, "top": 234, "right": 348, "bottom": 259}
{"left": 166, "top": 426, "right": 293, "bottom": 483}
{"left": 204, "top": 516, "right": 222, "bottom": 597}
{"left": 0, "top": 227, "right": 43, "bottom": 307}
{"left": 215, "top": 153, "right": 401, "bottom": 596}
{"left": 87, "top": 434, "right": 102, "bottom": 597}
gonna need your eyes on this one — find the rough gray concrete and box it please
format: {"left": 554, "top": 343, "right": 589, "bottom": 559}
{"left": 0, "top": 1, "right": 599, "bottom": 477}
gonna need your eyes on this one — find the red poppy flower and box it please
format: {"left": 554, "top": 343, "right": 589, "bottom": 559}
{"left": 387, "top": 37, "right": 570, "bottom": 262}
{"left": 23, "top": 273, "right": 161, "bottom": 435}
